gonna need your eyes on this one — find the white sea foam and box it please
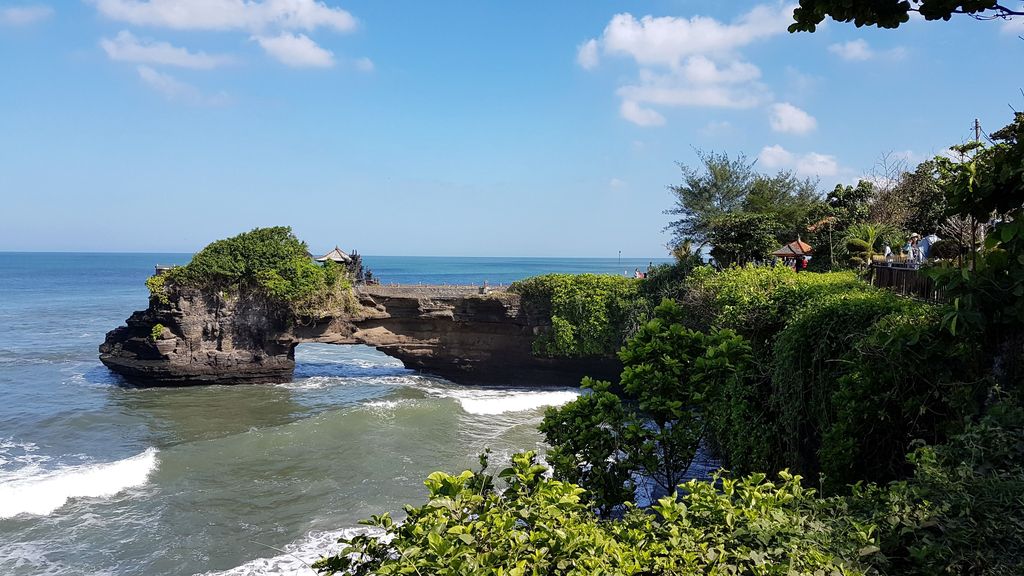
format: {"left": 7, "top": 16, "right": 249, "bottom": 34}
{"left": 416, "top": 386, "right": 580, "bottom": 415}
{"left": 457, "top": 390, "right": 579, "bottom": 415}
{"left": 0, "top": 447, "right": 158, "bottom": 519}
{"left": 0, "top": 438, "right": 45, "bottom": 469}
{"left": 277, "top": 376, "right": 340, "bottom": 390}
{"left": 199, "top": 528, "right": 381, "bottom": 576}
{"left": 365, "top": 399, "right": 405, "bottom": 410}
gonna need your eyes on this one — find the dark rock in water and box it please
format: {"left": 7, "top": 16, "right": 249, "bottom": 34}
{"left": 99, "top": 285, "right": 621, "bottom": 387}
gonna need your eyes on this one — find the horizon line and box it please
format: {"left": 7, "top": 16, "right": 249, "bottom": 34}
{"left": 0, "top": 250, "right": 674, "bottom": 260}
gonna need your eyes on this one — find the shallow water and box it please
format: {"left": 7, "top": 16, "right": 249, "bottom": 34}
{"left": 0, "top": 252, "right": 668, "bottom": 576}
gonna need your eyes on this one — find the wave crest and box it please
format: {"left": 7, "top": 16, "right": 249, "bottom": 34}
{"left": 0, "top": 447, "right": 158, "bottom": 519}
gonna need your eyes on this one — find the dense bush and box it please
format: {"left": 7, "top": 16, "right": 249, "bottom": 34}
{"left": 538, "top": 379, "right": 638, "bottom": 516}
{"left": 681, "top": 265, "right": 867, "bottom": 349}
{"left": 927, "top": 238, "right": 959, "bottom": 260}
{"left": 850, "top": 404, "right": 1024, "bottom": 575}
{"left": 639, "top": 260, "right": 700, "bottom": 304}
{"left": 318, "top": 404, "right": 1024, "bottom": 576}
{"left": 542, "top": 300, "right": 753, "bottom": 513}
{"left": 149, "top": 227, "right": 355, "bottom": 316}
{"left": 315, "top": 452, "right": 879, "bottom": 576}
{"left": 509, "top": 274, "right": 646, "bottom": 357}
{"left": 771, "top": 291, "right": 983, "bottom": 488}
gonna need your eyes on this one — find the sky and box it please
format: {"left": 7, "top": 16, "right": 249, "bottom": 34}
{"left": 0, "top": 1, "right": 1021, "bottom": 257}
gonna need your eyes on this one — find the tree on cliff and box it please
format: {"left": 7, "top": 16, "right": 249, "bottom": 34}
{"left": 665, "top": 150, "right": 823, "bottom": 264}
{"left": 789, "top": 0, "right": 1024, "bottom": 31}
{"left": 665, "top": 151, "right": 756, "bottom": 248}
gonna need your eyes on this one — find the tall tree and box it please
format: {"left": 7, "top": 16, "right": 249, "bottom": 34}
{"left": 665, "top": 151, "right": 756, "bottom": 248}
{"left": 789, "top": 0, "right": 1024, "bottom": 31}
{"left": 899, "top": 160, "right": 947, "bottom": 234}
{"left": 707, "top": 213, "right": 783, "bottom": 267}
{"left": 744, "top": 171, "right": 822, "bottom": 244}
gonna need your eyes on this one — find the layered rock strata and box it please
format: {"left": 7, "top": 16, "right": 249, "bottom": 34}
{"left": 99, "top": 285, "right": 621, "bottom": 387}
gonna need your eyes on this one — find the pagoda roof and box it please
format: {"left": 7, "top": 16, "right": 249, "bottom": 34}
{"left": 315, "top": 246, "right": 352, "bottom": 263}
{"left": 773, "top": 238, "right": 813, "bottom": 257}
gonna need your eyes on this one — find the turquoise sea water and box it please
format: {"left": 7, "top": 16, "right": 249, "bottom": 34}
{"left": 0, "top": 252, "right": 670, "bottom": 576}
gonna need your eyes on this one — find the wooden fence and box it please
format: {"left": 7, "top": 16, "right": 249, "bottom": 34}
{"left": 869, "top": 264, "right": 946, "bottom": 302}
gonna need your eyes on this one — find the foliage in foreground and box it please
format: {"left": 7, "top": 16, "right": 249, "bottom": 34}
{"left": 509, "top": 274, "right": 647, "bottom": 357}
{"left": 146, "top": 226, "right": 355, "bottom": 317}
{"left": 317, "top": 408, "right": 1024, "bottom": 575}
{"left": 315, "top": 452, "right": 877, "bottom": 576}
{"left": 928, "top": 112, "right": 1024, "bottom": 385}
{"left": 789, "top": 0, "right": 1023, "bottom": 32}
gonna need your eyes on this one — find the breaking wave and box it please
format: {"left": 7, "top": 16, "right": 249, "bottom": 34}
{"left": 0, "top": 447, "right": 158, "bottom": 519}
{"left": 198, "top": 528, "right": 381, "bottom": 576}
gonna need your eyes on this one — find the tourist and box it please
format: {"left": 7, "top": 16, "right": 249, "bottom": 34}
{"left": 921, "top": 233, "right": 940, "bottom": 260}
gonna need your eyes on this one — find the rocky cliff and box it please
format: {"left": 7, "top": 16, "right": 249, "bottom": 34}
{"left": 99, "top": 285, "right": 621, "bottom": 387}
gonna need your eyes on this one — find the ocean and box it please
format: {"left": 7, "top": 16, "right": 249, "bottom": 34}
{"left": 0, "top": 252, "right": 669, "bottom": 576}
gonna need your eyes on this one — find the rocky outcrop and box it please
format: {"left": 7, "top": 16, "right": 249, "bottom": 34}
{"left": 99, "top": 285, "right": 621, "bottom": 387}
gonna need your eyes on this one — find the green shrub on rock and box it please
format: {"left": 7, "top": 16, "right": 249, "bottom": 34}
{"left": 150, "top": 226, "right": 356, "bottom": 318}
{"left": 145, "top": 273, "right": 169, "bottom": 305}
{"left": 509, "top": 274, "right": 647, "bottom": 357}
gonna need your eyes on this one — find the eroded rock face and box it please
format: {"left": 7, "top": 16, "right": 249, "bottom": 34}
{"left": 99, "top": 288, "right": 311, "bottom": 385}
{"left": 99, "top": 286, "right": 621, "bottom": 387}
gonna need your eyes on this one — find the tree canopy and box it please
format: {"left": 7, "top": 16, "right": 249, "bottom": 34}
{"left": 150, "top": 226, "right": 356, "bottom": 316}
{"left": 665, "top": 151, "right": 822, "bottom": 267}
{"left": 789, "top": 0, "right": 1024, "bottom": 31}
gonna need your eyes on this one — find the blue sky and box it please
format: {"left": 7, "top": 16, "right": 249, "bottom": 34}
{"left": 0, "top": 1, "right": 1021, "bottom": 257}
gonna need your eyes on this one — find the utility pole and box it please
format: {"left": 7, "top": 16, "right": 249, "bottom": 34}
{"left": 975, "top": 118, "right": 981, "bottom": 142}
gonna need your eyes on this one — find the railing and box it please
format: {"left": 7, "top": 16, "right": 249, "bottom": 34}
{"left": 869, "top": 264, "right": 946, "bottom": 302}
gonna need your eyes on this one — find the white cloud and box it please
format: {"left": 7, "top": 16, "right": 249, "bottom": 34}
{"left": 577, "top": 38, "right": 599, "bottom": 70}
{"left": 758, "top": 144, "right": 794, "bottom": 168}
{"left": 136, "top": 65, "right": 229, "bottom": 105}
{"left": 828, "top": 38, "right": 906, "bottom": 61}
{"left": 759, "top": 144, "right": 839, "bottom": 177}
{"left": 828, "top": 39, "right": 872, "bottom": 61}
{"left": 253, "top": 32, "right": 334, "bottom": 67}
{"left": 891, "top": 149, "right": 926, "bottom": 165}
{"left": 769, "top": 102, "right": 816, "bottom": 134}
{"left": 100, "top": 31, "right": 233, "bottom": 69}
{"left": 620, "top": 100, "right": 665, "bottom": 127}
{"left": 597, "top": 5, "right": 794, "bottom": 68}
{"left": 353, "top": 56, "right": 374, "bottom": 72}
{"left": 580, "top": 4, "right": 792, "bottom": 126}
{"left": 0, "top": 4, "right": 53, "bottom": 26}
{"left": 700, "top": 120, "right": 732, "bottom": 135}
{"left": 618, "top": 79, "right": 765, "bottom": 110}
{"left": 608, "top": 178, "right": 627, "bottom": 189}
{"left": 1003, "top": 17, "right": 1024, "bottom": 34}
{"left": 93, "top": 0, "right": 355, "bottom": 32}
{"left": 616, "top": 62, "right": 768, "bottom": 116}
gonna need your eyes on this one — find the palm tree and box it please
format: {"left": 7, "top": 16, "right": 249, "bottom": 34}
{"left": 845, "top": 223, "right": 893, "bottom": 268}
